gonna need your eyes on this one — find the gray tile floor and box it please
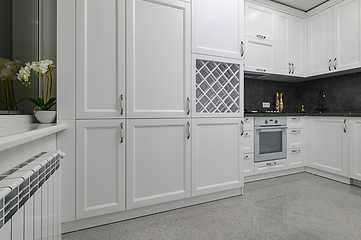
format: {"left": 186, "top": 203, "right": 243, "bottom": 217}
{"left": 62, "top": 173, "right": 361, "bottom": 240}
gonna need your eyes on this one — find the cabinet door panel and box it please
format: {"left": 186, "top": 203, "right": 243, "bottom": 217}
{"left": 244, "top": 153, "right": 255, "bottom": 177}
{"left": 126, "top": 0, "right": 190, "bottom": 118}
{"left": 288, "top": 148, "right": 305, "bottom": 169}
{"left": 76, "top": 120, "right": 125, "bottom": 219}
{"left": 333, "top": 0, "right": 361, "bottom": 71}
{"left": 192, "top": 0, "right": 244, "bottom": 59}
{"left": 290, "top": 17, "right": 306, "bottom": 76}
{"left": 349, "top": 118, "right": 361, "bottom": 180}
{"left": 245, "top": 2, "right": 276, "bottom": 41}
{"left": 245, "top": 37, "right": 276, "bottom": 73}
{"left": 308, "top": 117, "right": 348, "bottom": 177}
{"left": 308, "top": 8, "right": 333, "bottom": 76}
{"left": 192, "top": 118, "right": 243, "bottom": 196}
{"left": 126, "top": 119, "right": 191, "bottom": 209}
{"left": 76, "top": 0, "right": 125, "bottom": 119}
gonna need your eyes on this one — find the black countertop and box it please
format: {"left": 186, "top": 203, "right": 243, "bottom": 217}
{"left": 244, "top": 112, "right": 361, "bottom": 117}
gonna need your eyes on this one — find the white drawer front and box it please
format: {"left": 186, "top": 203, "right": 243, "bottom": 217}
{"left": 243, "top": 130, "right": 254, "bottom": 153}
{"left": 243, "top": 117, "right": 254, "bottom": 130}
{"left": 254, "top": 159, "right": 287, "bottom": 175}
{"left": 287, "top": 117, "right": 305, "bottom": 128}
{"left": 287, "top": 148, "right": 305, "bottom": 169}
{"left": 288, "top": 128, "right": 305, "bottom": 148}
{"left": 244, "top": 153, "right": 255, "bottom": 177}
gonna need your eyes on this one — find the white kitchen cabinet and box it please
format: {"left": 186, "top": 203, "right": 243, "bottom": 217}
{"left": 192, "top": 54, "right": 244, "bottom": 118}
{"left": 287, "top": 116, "right": 305, "bottom": 128}
{"left": 254, "top": 159, "right": 287, "bottom": 175}
{"left": 287, "top": 128, "right": 305, "bottom": 148}
{"left": 277, "top": 13, "right": 306, "bottom": 77}
{"left": 75, "top": 0, "right": 125, "bottom": 119}
{"left": 76, "top": 120, "right": 125, "bottom": 219}
{"left": 243, "top": 130, "right": 254, "bottom": 153}
{"left": 244, "top": 37, "right": 276, "bottom": 73}
{"left": 333, "top": 0, "right": 361, "bottom": 72}
{"left": 349, "top": 118, "right": 361, "bottom": 181}
{"left": 126, "top": 119, "right": 191, "bottom": 209}
{"left": 308, "top": 0, "right": 361, "bottom": 76}
{"left": 243, "top": 117, "right": 254, "bottom": 130}
{"left": 245, "top": 2, "right": 277, "bottom": 41}
{"left": 308, "top": 117, "right": 348, "bottom": 177}
{"left": 192, "top": 0, "right": 244, "bottom": 59}
{"left": 244, "top": 153, "right": 255, "bottom": 177}
{"left": 126, "top": 0, "right": 191, "bottom": 118}
{"left": 191, "top": 118, "right": 243, "bottom": 196}
{"left": 308, "top": 8, "right": 333, "bottom": 76}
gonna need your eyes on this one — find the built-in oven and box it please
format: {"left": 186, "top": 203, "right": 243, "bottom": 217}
{"left": 254, "top": 117, "right": 287, "bottom": 162}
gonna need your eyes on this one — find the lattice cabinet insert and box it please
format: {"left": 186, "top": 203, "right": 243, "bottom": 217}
{"left": 195, "top": 57, "right": 242, "bottom": 116}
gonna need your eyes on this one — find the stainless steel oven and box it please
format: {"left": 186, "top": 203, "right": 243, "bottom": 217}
{"left": 254, "top": 117, "right": 287, "bottom": 162}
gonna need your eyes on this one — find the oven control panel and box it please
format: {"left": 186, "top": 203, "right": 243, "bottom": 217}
{"left": 255, "top": 117, "right": 287, "bottom": 126}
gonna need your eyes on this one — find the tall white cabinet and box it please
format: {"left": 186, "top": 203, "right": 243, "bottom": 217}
{"left": 126, "top": 0, "right": 191, "bottom": 118}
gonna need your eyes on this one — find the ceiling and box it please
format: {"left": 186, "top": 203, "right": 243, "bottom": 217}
{"left": 270, "top": 0, "right": 330, "bottom": 12}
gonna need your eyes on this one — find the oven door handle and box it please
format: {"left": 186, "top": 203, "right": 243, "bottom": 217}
{"left": 254, "top": 126, "right": 288, "bottom": 130}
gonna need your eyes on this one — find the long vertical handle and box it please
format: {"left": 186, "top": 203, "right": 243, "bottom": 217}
{"left": 187, "top": 97, "right": 190, "bottom": 115}
{"left": 120, "top": 123, "right": 124, "bottom": 143}
{"left": 344, "top": 119, "right": 346, "bottom": 133}
{"left": 292, "top": 63, "right": 294, "bottom": 74}
{"left": 241, "top": 120, "right": 244, "bottom": 136}
{"left": 289, "top": 63, "right": 291, "bottom": 74}
{"left": 329, "top": 59, "right": 332, "bottom": 71}
{"left": 334, "top": 58, "right": 337, "bottom": 70}
{"left": 241, "top": 41, "right": 244, "bottom": 57}
{"left": 120, "top": 95, "right": 124, "bottom": 115}
{"left": 187, "top": 121, "right": 191, "bottom": 139}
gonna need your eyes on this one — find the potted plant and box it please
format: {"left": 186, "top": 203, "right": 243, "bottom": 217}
{"left": 18, "top": 59, "right": 56, "bottom": 123}
{"left": 0, "top": 57, "right": 24, "bottom": 114}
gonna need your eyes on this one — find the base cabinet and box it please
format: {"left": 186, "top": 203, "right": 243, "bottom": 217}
{"left": 254, "top": 159, "right": 287, "bottom": 175}
{"left": 192, "top": 118, "right": 243, "bottom": 196}
{"left": 349, "top": 118, "right": 361, "bottom": 180}
{"left": 243, "top": 153, "right": 254, "bottom": 177}
{"left": 287, "top": 148, "right": 305, "bottom": 169}
{"left": 308, "top": 117, "right": 348, "bottom": 177}
{"left": 126, "top": 119, "right": 191, "bottom": 209}
{"left": 75, "top": 120, "right": 125, "bottom": 219}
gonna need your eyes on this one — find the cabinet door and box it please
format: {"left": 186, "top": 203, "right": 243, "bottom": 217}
{"left": 76, "top": 120, "right": 125, "bottom": 219}
{"left": 244, "top": 153, "right": 255, "bottom": 177}
{"left": 308, "top": 8, "right": 333, "bottom": 76}
{"left": 126, "top": 0, "right": 191, "bottom": 118}
{"left": 192, "top": 54, "right": 244, "bottom": 118}
{"left": 349, "top": 118, "right": 361, "bottom": 180}
{"left": 245, "top": 2, "right": 277, "bottom": 41}
{"left": 76, "top": 0, "right": 125, "bottom": 119}
{"left": 243, "top": 130, "right": 254, "bottom": 153}
{"left": 333, "top": 0, "right": 361, "bottom": 71}
{"left": 287, "top": 148, "right": 306, "bottom": 169}
{"left": 192, "top": 118, "right": 243, "bottom": 196}
{"left": 244, "top": 37, "right": 276, "bottom": 73}
{"left": 126, "top": 119, "right": 191, "bottom": 209}
{"left": 192, "top": 0, "right": 244, "bottom": 59}
{"left": 308, "top": 117, "right": 348, "bottom": 177}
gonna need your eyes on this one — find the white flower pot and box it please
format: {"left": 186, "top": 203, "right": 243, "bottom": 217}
{"left": 34, "top": 111, "right": 57, "bottom": 123}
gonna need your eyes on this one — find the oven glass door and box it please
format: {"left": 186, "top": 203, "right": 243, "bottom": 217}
{"left": 254, "top": 127, "right": 287, "bottom": 162}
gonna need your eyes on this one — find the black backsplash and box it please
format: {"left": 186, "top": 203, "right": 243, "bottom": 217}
{"left": 244, "top": 72, "right": 361, "bottom": 113}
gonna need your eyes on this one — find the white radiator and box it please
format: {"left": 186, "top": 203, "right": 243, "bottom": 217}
{"left": 0, "top": 150, "right": 64, "bottom": 240}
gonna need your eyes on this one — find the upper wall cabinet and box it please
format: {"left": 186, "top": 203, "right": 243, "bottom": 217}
{"left": 308, "top": 0, "right": 361, "bottom": 76}
{"left": 192, "top": 0, "right": 244, "bottom": 59}
{"left": 276, "top": 13, "right": 306, "bottom": 77}
{"left": 244, "top": 2, "right": 277, "bottom": 73}
{"left": 75, "top": 0, "right": 125, "bottom": 119}
{"left": 126, "top": 0, "right": 191, "bottom": 118}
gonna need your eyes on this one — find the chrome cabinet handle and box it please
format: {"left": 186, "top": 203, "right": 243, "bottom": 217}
{"left": 334, "top": 58, "right": 337, "bottom": 70}
{"left": 291, "top": 149, "right": 301, "bottom": 154}
{"left": 292, "top": 63, "right": 294, "bottom": 74}
{"left": 120, "top": 95, "right": 124, "bottom": 115}
{"left": 241, "top": 41, "right": 244, "bottom": 57}
{"left": 344, "top": 119, "right": 346, "bottom": 133}
{"left": 187, "top": 121, "right": 191, "bottom": 139}
{"left": 291, "top": 129, "right": 301, "bottom": 133}
{"left": 292, "top": 117, "right": 301, "bottom": 120}
{"left": 244, "top": 132, "right": 250, "bottom": 137}
{"left": 245, "top": 155, "right": 250, "bottom": 160}
{"left": 267, "top": 162, "right": 277, "bottom": 166}
{"left": 241, "top": 120, "right": 244, "bottom": 136}
{"left": 256, "top": 34, "right": 266, "bottom": 39}
{"left": 256, "top": 69, "right": 266, "bottom": 72}
{"left": 120, "top": 123, "right": 124, "bottom": 143}
{"left": 187, "top": 97, "right": 190, "bottom": 115}
{"left": 329, "top": 59, "right": 331, "bottom": 71}
{"left": 289, "top": 63, "right": 291, "bottom": 74}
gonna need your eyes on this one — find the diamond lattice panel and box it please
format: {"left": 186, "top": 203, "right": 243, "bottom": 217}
{"left": 196, "top": 59, "right": 240, "bottom": 114}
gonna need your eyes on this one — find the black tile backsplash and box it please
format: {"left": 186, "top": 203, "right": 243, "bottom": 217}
{"left": 245, "top": 72, "right": 361, "bottom": 113}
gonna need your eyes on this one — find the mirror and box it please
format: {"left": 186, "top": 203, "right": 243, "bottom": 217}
{"left": 0, "top": 0, "right": 56, "bottom": 115}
